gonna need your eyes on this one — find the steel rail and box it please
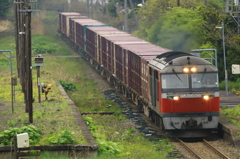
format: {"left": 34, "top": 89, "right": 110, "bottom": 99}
{"left": 81, "top": 111, "right": 143, "bottom": 115}
{"left": 43, "top": 20, "right": 58, "bottom": 33}
{"left": 0, "top": 29, "right": 14, "bottom": 39}
{"left": 203, "top": 139, "right": 230, "bottom": 159}
{"left": 177, "top": 138, "right": 202, "bottom": 159}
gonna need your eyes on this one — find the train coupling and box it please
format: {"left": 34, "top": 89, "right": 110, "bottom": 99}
{"left": 182, "top": 118, "right": 202, "bottom": 129}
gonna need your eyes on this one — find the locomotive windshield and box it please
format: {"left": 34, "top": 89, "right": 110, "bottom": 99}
{"left": 162, "top": 74, "right": 188, "bottom": 89}
{"left": 161, "top": 72, "right": 218, "bottom": 91}
{"left": 192, "top": 73, "right": 218, "bottom": 89}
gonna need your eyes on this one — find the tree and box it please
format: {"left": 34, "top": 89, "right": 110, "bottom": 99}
{"left": 113, "top": 0, "right": 143, "bottom": 7}
{"left": 135, "top": 0, "right": 171, "bottom": 39}
{"left": 107, "top": 0, "right": 118, "bottom": 17}
{"left": 148, "top": 6, "right": 206, "bottom": 52}
{"left": 0, "top": 0, "right": 11, "bottom": 17}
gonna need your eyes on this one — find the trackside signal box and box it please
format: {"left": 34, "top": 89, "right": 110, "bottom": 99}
{"left": 17, "top": 133, "right": 29, "bottom": 148}
{"left": 34, "top": 57, "right": 44, "bottom": 66}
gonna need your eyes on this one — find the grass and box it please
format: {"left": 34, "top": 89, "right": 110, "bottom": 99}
{"left": 0, "top": 59, "right": 86, "bottom": 145}
{"left": 221, "top": 105, "right": 240, "bottom": 128}
{"left": 219, "top": 80, "right": 240, "bottom": 130}
{"left": 86, "top": 114, "right": 174, "bottom": 158}
{"left": 0, "top": 29, "right": 87, "bottom": 146}
{"left": 32, "top": 34, "right": 71, "bottom": 56}
{"left": 0, "top": 36, "right": 16, "bottom": 53}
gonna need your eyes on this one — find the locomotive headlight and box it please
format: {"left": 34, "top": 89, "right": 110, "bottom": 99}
{"left": 173, "top": 96, "right": 179, "bottom": 100}
{"left": 203, "top": 95, "right": 210, "bottom": 100}
{"left": 183, "top": 67, "right": 189, "bottom": 73}
{"left": 191, "top": 67, "right": 197, "bottom": 72}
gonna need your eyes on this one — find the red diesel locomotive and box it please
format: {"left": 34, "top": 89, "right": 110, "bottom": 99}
{"left": 59, "top": 12, "right": 220, "bottom": 137}
{"left": 148, "top": 52, "right": 219, "bottom": 137}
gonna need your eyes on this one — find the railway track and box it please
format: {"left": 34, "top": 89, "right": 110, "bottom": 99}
{"left": 177, "top": 138, "right": 230, "bottom": 159}
{"left": 43, "top": 20, "right": 58, "bottom": 33}
{"left": 0, "top": 28, "right": 14, "bottom": 39}
{"left": 0, "top": 20, "right": 57, "bottom": 40}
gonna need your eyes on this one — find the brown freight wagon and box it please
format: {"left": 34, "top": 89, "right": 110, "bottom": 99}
{"left": 69, "top": 16, "right": 89, "bottom": 42}
{"left": 116, "top": 42, "right": 171, "bottom": 101}
{"left": 99, "top": 35, "right": 143, "bottom": 78}
{"left": 86, "top": 27, "right": 121, "bottom": 62}
{"left": 72, "top": 19, "right": 104, "bottom": 51}
{"left": 59, "top": 12, "right": 81, "bottom": 37}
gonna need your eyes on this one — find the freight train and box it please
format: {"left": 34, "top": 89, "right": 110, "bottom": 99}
{"left": 59, "top": 12, "right": 220, "bottom": 137}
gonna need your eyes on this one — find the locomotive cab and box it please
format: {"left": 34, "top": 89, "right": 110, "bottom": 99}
{"left": 149, "top": 51, "right": 220, "bottom": 137}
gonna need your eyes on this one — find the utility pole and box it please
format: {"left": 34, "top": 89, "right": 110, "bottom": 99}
{"left": 129, "top": 0, "right": 139, "bottom": 29}
{"left": 15, "top": 0, "right": 26, "bottom": 102}
{"left": 177, "top": 0, "right": 180, "bottom": 6}
{"left": 124, "top": 0, "right": 128, "bottom": 32}
{"left": 216, "top": 22, "right": 228, "bottom": 96}
{"left": 204, "top": 0, "right": 208, "bottom": 6}
{"left": 90, "top": 0, "right": 93, "bottom": 18}
{"left": 225, "top": 0, "right": 240, "bottom": 36}
{"left": 14, "top": 0, "right": 40, "bottom": 123}
{"left": 87, "top": 0, "right": 90, "bottom": 17}
{"left": 24, "top": 0, "right": 33, "bottom": 123}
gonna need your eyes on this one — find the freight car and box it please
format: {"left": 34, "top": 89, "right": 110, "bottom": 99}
{"left": 59, "top": 12, "right": 220, "bottom": 137}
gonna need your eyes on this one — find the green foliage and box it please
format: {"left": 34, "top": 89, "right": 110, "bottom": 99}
{"left": 120, "top": 128, "right": 136, "bottom": 141}
{"left": 219, "top": 80, "right": 240, "bottom": 94}
{"left": 221, "top": 105, "right": 240, "bottom": 128}
{"left": 0, "top": 58, "right": 9, "bottom": 65}
{"left": 38, "top": 152, "right": 70, "bottom": 159}
{"left": 148, "top": 6, "right": 206, "bottom": 51}
{"left": 43, "top": 130, "right": 78, "bottom": 145}
{"left": 0, "top": 36, "right": 16, "bottom": 53}
{"left": 59, "top": 79, "right": 77, "bottom": 92}
{"left": 0, "top": 125, "right": 42, "bottom": 145}
{"left": 97, "top": 139, "right": 122, "bottom": 155}
{"left": 107, "top": 1, "right": 118, "bottom": 17}
{"left": 134, "top": 0, "right": 233, "bottom": 82}
{"left": 32, "top": 35, "right": 57, "bottom": 54}
{"left": 84, "top": 117, "right": 122, "bottom": 155}
{"left": 84, "top": 117, "right": 97, "bottom": 132}
{"left": 32, "top": 34, "right": 70, "bottom": 55}
{"left": 227, "top": 119, "right": 238, "bottom": 125}
{"left": 0, "top": 0, "right": 11, "bottom": 17}
{"left": 222, "top": 105, "right": 240, "bottom": 117}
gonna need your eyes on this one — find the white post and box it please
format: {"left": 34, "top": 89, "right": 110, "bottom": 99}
{"left": 222, "top": 22, "right": 228, "bottom": 96}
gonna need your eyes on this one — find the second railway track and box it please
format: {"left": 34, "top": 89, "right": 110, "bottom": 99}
{"left": 0, "top": 28, "right": 14, "bottom": 39}
{"left": 177, "top": 138, "right": 230, "bottom": 159}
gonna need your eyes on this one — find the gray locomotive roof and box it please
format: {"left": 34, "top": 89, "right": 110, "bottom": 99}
{"left": 149, "top": 51, "right": 218, "bottom": 72}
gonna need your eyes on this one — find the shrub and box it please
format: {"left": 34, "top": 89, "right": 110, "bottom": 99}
{"left": 43, "top": 130, "right": 78, "bottom": 145}
{"left": 0, "top": 125, "right": 42, "bottom": 145}
{"left": 84, "top": 117, "right": 123, "bottom": 155}
{"left": 59, "top": 79, "right": 77, "bottom": 92}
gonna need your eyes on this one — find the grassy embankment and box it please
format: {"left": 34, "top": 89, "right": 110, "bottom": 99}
{"left": 0, "top": 35, "right": 85, "bottom": 145}
{"left": 219, "top": 82, "right": 240, "bottom": 129}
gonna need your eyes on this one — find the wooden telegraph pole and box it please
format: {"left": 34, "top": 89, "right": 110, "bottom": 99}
{"left": 177, "top": 0, "right": 180, "bottom": 6}
{"left": 15, "top": 0, "right": 40, "bottom": 123}
{"left": 25, "top": 0, "right": 33, "bottom": 123}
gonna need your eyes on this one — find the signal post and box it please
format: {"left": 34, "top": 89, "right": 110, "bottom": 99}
{"left": 34, "top": 55, "right": 44, "bottom": 103}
